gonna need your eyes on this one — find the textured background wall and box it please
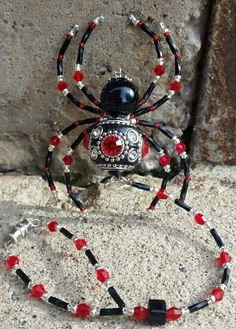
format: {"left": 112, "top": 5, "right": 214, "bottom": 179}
{"left": 0, "top": 0, "right": 235, "bottom": 180}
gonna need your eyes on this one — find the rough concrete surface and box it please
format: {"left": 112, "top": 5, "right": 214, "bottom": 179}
{"left": 0, "top": 165, "right": 235, "bottom": 329}
{"left": 0, "top": 0, "right": 207, "bottom": 174}
{"left": 192, "top": 0, "right": 236, "bottom": 165}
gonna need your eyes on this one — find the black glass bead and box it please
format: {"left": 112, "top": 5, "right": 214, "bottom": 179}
{"left": 148, "top": 299, "right": 166, "bottom": 326}
{"left": 100, "top": 78, "right": 139, "bottom": 116}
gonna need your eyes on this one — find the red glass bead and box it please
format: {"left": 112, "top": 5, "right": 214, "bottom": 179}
{"left": 153, "top": 34, "right": 160, "bottom": 41}
{"left": 211, "top": 287, "right": 224, "bottom": 302}
{"left": 216, "top": 251, "right": 232, "bottom": 267}
{"left": 164, "top": 31, "right": 169, "bottom": 38}
{"left": 31, "top": 284, "right": 46, "bottom": 298}
{"left": 57, "top": 80, "right": 69, "bottom": 92}
{"left": 133, "top": 306, "right": 149, "bottom": 321}
{"left": 150, "top": 105, "right": 156, "bottom": 111}
{"left": 159, "top": 154, "right": 171, "bottom": 166}
{"left": 157, "top": 188, "right": 168, "bottom": 200}
{"left": 50, "top": 185, "right": 56, "bottom": 191}
{"left": 154, "top": 64, "right": 165, "bottom": 76}
{"left": 194, "top": 213, "right": 205, "bottom": 225}
{"left": 75, "top": 303, "right": 91, "bottom": 318}
{"left": 175, "top": 142, "right": 186, "bottom": 154}
{"left": 6, "top": 255, "right": 20, "bottom": 269}
{"left": 166, "top": 307, "right": 182, "bottom": 321}
{"left": 169, "top": 81, "right": 181, "bottom": 92}
{"left": 148, "top": 204, "right": 155, "bottom": 211}
{"left": 47, "top": 220, "right": 58, "bottom": 232}
{"left": 142, "top": 140, "right": 149, "bottom": 158}
{"left": 74, "top": 238, "right": 87, "bottom": 250}
{"left": 101, "top": 135, "right": 123, "bottom": 157}
{"left": 136, "top": 21, "right": 142, "bottom": 27}
{"left": 90, "top": 22, "right": 97, "bottom": 29}
{"left": 73, "top": 70, "right": 84, "bottom": 82}
{"left": 83, "top": 133, "right": 90, "bottom": 149}
{"left": 50, "top": 135, "right": 60, "bottom": 146}
{"left": 63, "top": 155, "right": 73, "bottom": 165}
{"left": 96, "top": 268, "right": 110, "bottom": 283}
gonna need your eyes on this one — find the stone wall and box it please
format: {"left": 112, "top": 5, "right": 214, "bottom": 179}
{"left": 0, "top": 0, "right": 235, "bottom": 179}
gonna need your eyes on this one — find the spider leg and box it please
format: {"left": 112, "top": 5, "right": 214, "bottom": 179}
{"left": 62, "top": 123, "right": 98, "bottom": 211}
{"left": 44, "top": 117, "right": 100, "bottom": 202}
{"left": 74, "top": 16, "right": 105, "bottom": 109}
{"left": 128, "top": 14, "right": 164, "bottom": 108}
{"left": 56, "top": 25, "right": 104, "bottom": 116}
{"left": 136, "top": 127, "right": 172, "bottom": 210}
{"left": 128, "top": 17, "right": 181, "bottom": 117}
{"left": 136, "top": 119, "right": 190, "bottom": 202}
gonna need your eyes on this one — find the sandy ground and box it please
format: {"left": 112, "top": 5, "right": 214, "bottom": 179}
{"left": 0, "top": 165, "right": 235, "bottom": 329}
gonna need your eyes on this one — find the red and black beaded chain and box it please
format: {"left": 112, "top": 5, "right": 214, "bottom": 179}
{"left": 3, "top": 190, "right": 232, "bottom": 326}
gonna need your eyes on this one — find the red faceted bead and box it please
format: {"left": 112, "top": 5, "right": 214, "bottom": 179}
{"left": 175, "top": 142, "right": 186, "bottom": 154}
{"left": 47, "top": 220, "right": 58, "bottom": 232}
{"left": 57, "top": 80, "right": 69, "bottom": 92}
{"left": 159, "top": 154, "right": 171, "bottom": 166}
{"left": 6, "top": 255, "right": 20, "bottom": 269}
{"left": 211, "top": 287, "right": 224, "bottom": 302}
{"left": 75, "top": 303, "right": 91, "bottom": 318}
{"left": 167, "top": 307, "right": 182, "bottom": 321}
{"left": 216, "top": 251, "right": 232, "bottom": 267}
{"left": 169, "top": 81, "right": 181, "bottom": 92}
{"left": 50, "top": 135, "right": 60, "bottom": 146}
{"left": 157, "top": 188, "right": 168, "bottom": 200}
{"left": 194, "top": 213, "right": 205, "bottom": 225}
{"left": 31, "top": 284, "right": 46, "bottom": 298}
{"left": 133, "top": 306, "right": 149, "bottom": 321}
{"left": 101, "top": 135, "right": 123, "bottom": 157}
{"left": 63, "top": 155, "right": 73, "bottom": 165}
{"left": 154, "top": 64, "right": 165, "bottom": 76}
{"left": 96, "top": 268, "right": 110, "bottom": 283}
{"left": 74, "top": 238, "right": 87, "bottom": 250}
{"left": 83, "top": 133, "right": 90, "bottom": 149}
{"left": 73, "top": 70, "right": 84, "bottom": 82}
{"left": 142, "top": 140, "right": 149, "bottom": 158}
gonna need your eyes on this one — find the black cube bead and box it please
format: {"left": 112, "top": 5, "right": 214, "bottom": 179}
{"left": 148, "top": 299, "right": 166, "bottom": 326}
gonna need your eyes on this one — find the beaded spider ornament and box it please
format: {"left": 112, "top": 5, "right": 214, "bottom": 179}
{"left": 44, "top": 14, "right": 189, "bottom": 212}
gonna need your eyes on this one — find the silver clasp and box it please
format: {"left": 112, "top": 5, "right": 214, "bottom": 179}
{"left": 3, "top": 218, "right": 40, "bottom": 250}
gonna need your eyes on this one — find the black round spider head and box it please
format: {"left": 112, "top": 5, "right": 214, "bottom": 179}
{"left": 100, "top": 77, "right": 139, "bottom": 117}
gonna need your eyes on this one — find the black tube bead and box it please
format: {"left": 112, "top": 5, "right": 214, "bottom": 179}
{"left": 85, "top": 249, "right": 98, "bottom": 266}
{"left": 140, "top": 23, "right": 156, "bottom": 38}
{"left": 132, "top": 182, "right": 151, "bottom": 191}
{"left": 108, "top": 286, "right": 126, "bottom": 308}
{"left": 210, "top": 229, "right": 224, "bottom": 248}
{"left": 60, "top": 227, "right": 74, "bottom": 240}
{"left": 175, "top": 58, "right": 181, "bottom": 76}
{"left": 99, "top": 308, "right": 123, "bottom": 316}
{"left": 45, "top": 170, "right": 54, "bottom": 187}
{"left": 77, "top": 47, "right": 84, "bottom": 65}
{"left": 81, "top": 86, "right": 100, "bottom": 107}
{"left": 45, "top": 151, "right": 53, "bottom": 168}
{"left": 143, "top": 82, "right": 156, "bottom": 101}
{"left": 69, "top": 193, "right": 84, "bottom": 209}
{"left": 154, "top": 40, "right": 163, "bottom": 58}
{"left": 188, "top": 300, "right": 209, "bottom": 313}
{"left": 158, "top": 125, "right": 174, "bottom": 139}
{"left": 57, "top": 60, "right": 63, "bottom": 76}
{"left": 174, "top": 199, "right": 192, "bottom": 212}
{"left": 48, "top": 296, "right": 69, "bottom": 310}
{"left": 221, "top": 267, "right": 230, "bottom": 286}
{"left": 165, "top": 35, "right": 177, "bottom": 55}
{"left": 59, "top": 38, "right": 71, "bottom": 57}
{"left": 16, "top": 269, "right": 31, "bottom": 285}
{"left": 161, "top": 173, "right": 169, "bottom": 190}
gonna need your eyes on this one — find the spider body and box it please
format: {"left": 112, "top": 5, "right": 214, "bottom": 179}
{"left": 45, "top": 14, "right": 191, "bottom": 212}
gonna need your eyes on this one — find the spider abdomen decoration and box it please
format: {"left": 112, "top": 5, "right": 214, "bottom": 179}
{"left": 44, "top": 14, "right": 190, "bottom": 213}
{"left": 89, "top": 119, "right": 143, "bottom": 170}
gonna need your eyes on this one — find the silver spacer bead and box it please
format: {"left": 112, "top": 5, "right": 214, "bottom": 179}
{"left": 71, "top": 24, "right": 80, "bottom": 36}
{"left": 220, "top": 246, "right": 226, "bottom": 252}
{"left": 167, "top": 90, "right": 175, "bottom": 98}
{"left": 67, "top": 303, "right": 77, "bottom": 313}
{"left": 180, "top": 152, "right": 188, "bottom": 159}
{"left": 175, "top": 75, "right": 182, "bottom": 81}
{"left": 91, "top": 306, "right": 100, "bottom": 317}
{"left": 123, "top": 307, "right": 134, "bottom": 316}
{"left": 157, "top": 58, "right": 164, "bottom": 65}
{"left": 13, "top": 264, "right": 20, "bottom": 271}
{"left": 48, "top": 145, "right": 55, "bottom": 152}
{"left": 152, "top": 76, "right": 161, "bottom": 84}
{"left": 41, "top": 292, "right": 50, "bottom": 302}
{"left": 94, "top": 263, "right": 100, "bottom": 270}
{"left": 27, "top": 281, "right": 36, "bottom": 290}
{"left": 67, "top": 148, "right": 74, "bottom": 155}
{"left": 219, "top": 283, "right": 227, "bottom": 290}
{"left": 158, "top": 150, "right": 164, "bottom": 156}
{"left": 64, "top": 165, "right": 70, "bottom": 173}
{"left": 77, "top": 81, "right": 84, "bottom": 89}
{"left": 62, "top": 88, "right": 69, "bottom": 96}
{"left": 128, "top": 13, "right": 138, "bottom": 25}
{"left": 75, "top": 64, "right": 81, "bottom": 71}
{"left": 94, "top": 15, "right": 105, "bottom": 24}
{"left": 209, "top": 295, "right": 216, "bottom": 304}
{"left": 164, "top": 165, "right": 171, "bottom": 173}
{"left": 57, "top": 75, "right": 64, "bottom": 81}
{"left": 103, "top": 280, "right": 111, "bottom": 289}
{"left": 58, "top": 132, "right": 64, "bottom": 139}
{"left": 181, "top": 307, "right": 190, "bottom": 315}
{"left": 205, "top": 221, "right": 213, "bottom": 229}
{"left": 172, "top": 136, "right": 180, "bottom": 143}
